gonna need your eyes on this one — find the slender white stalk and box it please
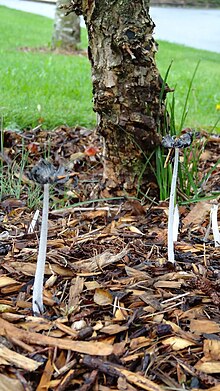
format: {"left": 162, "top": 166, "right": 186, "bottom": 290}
{"left": 168, "top": 148, "right": 179, "bottom": 263}
{"left": 32, "top": 184, "right": 49, "bottom": 315}
{"left": 211, "top": 204, "right": 220, "bottom": 247}
{"left": 173, "top": 204, "right": 179, "bottom": 242}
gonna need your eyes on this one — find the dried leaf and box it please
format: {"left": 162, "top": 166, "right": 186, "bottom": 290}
{"left": 130, "top": 336, "right": 152, "bottom": 351}
{"left": 83, "top": 210, "right": 107, "bottom": 220}
{"left": 125, "top": 266, "right": 152, "bottom": 282}
{"left": 73, "top": 247, "right": 128, "bottom": 272}
{"left": 128, "top": 226, "right": 144, "bottom": 235}
{"left": 0, "top": 198, "right": 25, "bottom": 211}
{"left": 0, "top": 305, "right": 14, "bottom": 313}
{"left": 84, "top": 281, "right": 101, "bottom": 290}
{"left": 94, "top": 289, "right": 113, "bottom": 306}
{"left": 0, "top": 276, "right": 19, "bottom": 288}
{"left": 100, "top": 324, "right": 128, "bottom": 335}
{"left": 162, "top": 337, "right": 196, "bottom": 351}
{"left": 194, "top": 360, "right": 220, "bottom": 374}
{"left": 175, "top": 242, "right": 202, "bottom": 253}
{"left": 190, "top": 319, "right": 220, "bottom": 335}
{"left": 7, "top": 262, "right": 73, "bottom": 276}
{"left": 113, "top": 306, "right": 128, "bottom": 321}
{"left": 203, "top": 339, "right": 220, "bottom": 361}
{"left": 68, "top": 276, "right": 84, "bottom": 310}
{"left": 182, "top": 201, "right": 211, "bottom": 228}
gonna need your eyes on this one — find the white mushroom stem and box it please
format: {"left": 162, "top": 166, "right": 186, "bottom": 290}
{"left": 210, "top": 204, "right": 220, "bottom": 247}
{"left": 168, "top": 147, "right": 179, "bottom": 263}
{"left": 173, "top": 204, "right": 179, "bottom": 242}
{"left": 32, "top": 183, "right": 49, "bottom": 315}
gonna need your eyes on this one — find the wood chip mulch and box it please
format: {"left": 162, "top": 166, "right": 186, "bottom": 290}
{"left": 0, "top": 125, "right": 220, "bottom": 391}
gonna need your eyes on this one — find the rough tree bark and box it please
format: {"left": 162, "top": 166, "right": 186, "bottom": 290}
{"left": 65, "top": 0, "right": 169, "bottom": 196}
{"left": 52, "top": 0, "right": 80, "bottom": 50}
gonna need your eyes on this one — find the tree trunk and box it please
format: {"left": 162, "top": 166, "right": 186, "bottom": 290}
{"left": 66, "top": 0, "right": 169, "bottom": 196}
{"left": 52, "top": 0, "right": 80, "bottom": 50}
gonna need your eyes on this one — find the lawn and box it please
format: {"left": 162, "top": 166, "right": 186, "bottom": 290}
{"left": 0, "top": 5, "right": 219, "bottom": 131}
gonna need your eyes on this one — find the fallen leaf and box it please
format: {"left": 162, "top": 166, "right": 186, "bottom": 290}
{"left": 128, "top": 226, "right": 144, "bottom": 235}
{"left": 194, "top": 360, "right": 220, "bottom": 374}
{"left": 0, "top": 305, "right": 14, "bottom": 313}
{"left": 182, "top": 201, "right": 211, "bottom": 228}
{"left": 203, "top": 339, "right": 220, "bottom": 361}
{"left": 100, "top": 324, "right": 128, "bottom": 335}
{"left": 123, "top": 200, "right": 146, "bottom": 216}
{"left": 190, "top": 319, "right": 220, "bottom": 334}
{"left": 125, "top": 266, "right": 152, "bottom": 282}
{"left": 0, "top": 198, "right": 25, "bottom": 211}
{"left": 162, "top": 336, "right": 196, "bottom": 351}
{"left": 175, "top": 242, "right": 202, "bottom": 253}
{"left": 94, "top": 289, "right": 113, "bottom": 306}
{"left": 84, "top": 281, "right": 101, "bottom": 290}
{"left": 0, "top": 276, "right": 19, "bottom": 288}
{"left": 130, "top": 336, "right": 152, "bottom": 351}
{"left": 68, "top": 276, "right": 84, "bottom": 310}
{"left": 7, "top": 262, "right": 74, "bottom": 277}
{"left": 73, "top": 248, "right": 128, "bottom": 272}
{"left": 113, "top": 306, "right": 128, "bottom": 321}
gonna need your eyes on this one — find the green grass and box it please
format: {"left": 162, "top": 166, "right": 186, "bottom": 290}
{"left": 0, "top": 5, "right": 220, "bottom": 131}
{"left": 156, "top": 42, "right": 220, "bottom": 131}
{"left": 0, "top": 6, "right": 94, "bottom": 129}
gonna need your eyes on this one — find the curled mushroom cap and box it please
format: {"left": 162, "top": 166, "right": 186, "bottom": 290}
{"left": 162, "top": 132, "right": 194, "bottom": 149}
{"left": 29, "top": 159, "right": 68, "bottom": 185}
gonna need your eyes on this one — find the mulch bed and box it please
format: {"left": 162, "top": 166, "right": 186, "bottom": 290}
{"left": 0, "top": 125, "right": 220, "bottom": 390}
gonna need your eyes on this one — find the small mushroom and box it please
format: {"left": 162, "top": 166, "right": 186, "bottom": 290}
{"left": 162, "top": 132, "right": 193, "bottom": 263}
{"left": 29, "top": 159, "right": 68, "bottom": 315}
